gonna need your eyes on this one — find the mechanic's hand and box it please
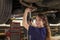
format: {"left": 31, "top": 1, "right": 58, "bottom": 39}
{"left": 24, "top": 8, "right": 32, "bottom": 13}
{"left": 24, "top": 6, "right": 37, "bottom": 12}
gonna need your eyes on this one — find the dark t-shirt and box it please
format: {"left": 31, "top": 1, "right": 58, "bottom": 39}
{"left": 28, "top": 25, "right": 46, "bottom": 40}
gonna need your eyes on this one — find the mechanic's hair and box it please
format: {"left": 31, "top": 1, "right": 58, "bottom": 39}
{"left": 37, "top": 13, "right": 51, "bottom": 40}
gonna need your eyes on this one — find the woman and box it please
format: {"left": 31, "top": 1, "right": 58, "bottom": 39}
{"left": 23, "top": 8, "right": 51, "bottom": 40}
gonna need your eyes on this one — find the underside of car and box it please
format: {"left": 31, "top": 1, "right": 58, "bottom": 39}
{"left": 0, "top": 0, "right": 60, "bottom": 24}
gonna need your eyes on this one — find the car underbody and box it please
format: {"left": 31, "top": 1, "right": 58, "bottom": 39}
{"left": 0, "top": 0, "right": 60, "bottom": 24}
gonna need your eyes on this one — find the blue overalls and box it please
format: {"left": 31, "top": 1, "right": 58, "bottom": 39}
{"left": 28, "top": 26, "right": 46, "bottom": 40}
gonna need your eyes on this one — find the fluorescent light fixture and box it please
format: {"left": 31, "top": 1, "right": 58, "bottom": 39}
{"left": 0, "top": 24, "right": 10, "bottom": 27}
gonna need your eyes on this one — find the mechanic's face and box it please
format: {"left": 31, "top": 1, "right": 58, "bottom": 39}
{"left": 36, "top": 16, "right": 44, "bottom": 27}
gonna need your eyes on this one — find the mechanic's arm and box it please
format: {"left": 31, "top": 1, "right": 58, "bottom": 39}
{"left": 23, "top": 8, "right": 31, "bottom": 30}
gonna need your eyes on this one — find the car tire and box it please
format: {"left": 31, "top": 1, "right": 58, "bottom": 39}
{"left": 0, "top": 0, "right": 12, "bottom": 24}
